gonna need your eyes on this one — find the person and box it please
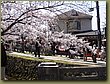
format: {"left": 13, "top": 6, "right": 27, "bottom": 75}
{"left": 34, "top": 40, "right": 41, "bottom": 58}
{"left": 1, "top": 42, "right": 7, "bottom": 80}
{"left": 79, "top": 47, "right": 84, "bottom": 59}
{"left": 92, "top": 47, "right": 98, "bottom": 63}
{"left": 69, "top": 48, "right": 77, "bottom": 59}
{"left": 99, "top": 48, "right": 106, "bottom": 61}
{"left": 51, "top": 41, "right": 56, "bottom": 56}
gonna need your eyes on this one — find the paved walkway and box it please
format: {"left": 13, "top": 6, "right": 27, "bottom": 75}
{"left": 9, "top": 52, "right": 106, "bottom": 67}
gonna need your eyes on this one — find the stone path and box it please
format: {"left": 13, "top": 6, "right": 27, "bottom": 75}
{"left": 9, "top": 52, "right": 106, "bottom": 67}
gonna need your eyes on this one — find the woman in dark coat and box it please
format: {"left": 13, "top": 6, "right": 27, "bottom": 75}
{"left": 1, "top": 43, "right": 7, "bottom": 67}
{"left": 1, "top": 42, "right": 7, "bottom": 80}
{"left": 34, "top": 40, "right": 41, "bottom": 57}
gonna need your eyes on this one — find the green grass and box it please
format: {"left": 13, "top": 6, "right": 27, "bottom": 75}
{"left": 7, "top": 53, "right": 89, "bottom": 66}
{"left": 8, "top": 53, "right": 51, "bottom": 62}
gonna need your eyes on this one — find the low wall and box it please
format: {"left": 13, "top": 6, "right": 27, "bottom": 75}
{"left": 59, "top": 67, "right": 106, "bottom": 80}
{"left": 6, "top": 56, "right": 39, "bottom": 80}
{"left": 6, "top": 56, "right": 106, "bottom": 80}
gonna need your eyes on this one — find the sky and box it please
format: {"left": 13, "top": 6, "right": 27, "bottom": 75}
{"left": 89, "top": 1, "right": 106, "bottom": 31}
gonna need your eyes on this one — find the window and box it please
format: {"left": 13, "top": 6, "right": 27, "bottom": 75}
{"left": 76, "top": 21, "right": 81, "bottom": 30}
{"left": 71, "top": 10, "right": 78, "bottom": 16}
{"left": 68, "top": 20, "right": 81, "bottom": 30}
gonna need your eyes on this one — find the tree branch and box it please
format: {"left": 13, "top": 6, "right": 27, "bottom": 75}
{"left": 1, "top": 2, "right": 64, "bottom": 36}
{"left": 1, "top": 18, "right": 16, "bottom": 21}
{"left": 3, "top": 33, "right": 20, "bottom": 36}
{"left": 1, "top": 22, "right": 17, "bottom": 36}
{"left": 17, "top": 21, "right": 26, "bottom": 24}
{"left": 15, "top": 3, "right": 64, "bottom": 22}
{"left": 1, "top": 16, "right": 31, "bottom": 36}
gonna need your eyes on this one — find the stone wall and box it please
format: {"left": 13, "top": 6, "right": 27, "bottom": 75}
{"left": 6, "top": 56, "right": 39, "bottom": 80}
{"left": 6, "top": 56, "right": 106, "bottom": 80}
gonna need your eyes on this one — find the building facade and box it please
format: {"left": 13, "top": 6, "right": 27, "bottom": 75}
{"left": 55, "top": 9, "right": 93, "bottom": 34}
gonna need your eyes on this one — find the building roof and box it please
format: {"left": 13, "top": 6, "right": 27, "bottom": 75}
{"left": 75, "top": 30, "right": 104, "bottom": 37}
{"left": 57, "top": 9, "right": 93, "bottom": 20}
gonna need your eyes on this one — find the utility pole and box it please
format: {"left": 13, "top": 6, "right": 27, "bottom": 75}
{"left": 96, "top": 1, "right": 102, "bottom": 50}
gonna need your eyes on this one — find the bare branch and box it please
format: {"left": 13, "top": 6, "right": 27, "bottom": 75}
{"left": 17, "top": 21, "right": 26, "bottom": 24}
{"left": 15, "top": 3, "right": 64, "bottom": 22}
{"left": 3, "top": 33, "right": 20, "bottom": 36}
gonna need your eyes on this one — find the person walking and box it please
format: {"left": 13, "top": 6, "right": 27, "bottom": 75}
{"left": 51, "top": 41, "right": 56, "bottom": 56}
{"left": 92, "top": 47, "right": 98, "bottom": 63}
{"left": 1, "top": 42, "right": 7, "bottom": 80}
{"left": 34, "top": 40, "right": 41, "bottom": 58}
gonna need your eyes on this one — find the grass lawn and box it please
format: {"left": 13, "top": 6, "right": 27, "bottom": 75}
{"left": 7, "top": 52, "right": 88, "bottom": 66}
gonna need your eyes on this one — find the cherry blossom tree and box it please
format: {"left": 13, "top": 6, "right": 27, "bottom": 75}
{"left": 1, "top": 1, "right": 91, "bottom": 38}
